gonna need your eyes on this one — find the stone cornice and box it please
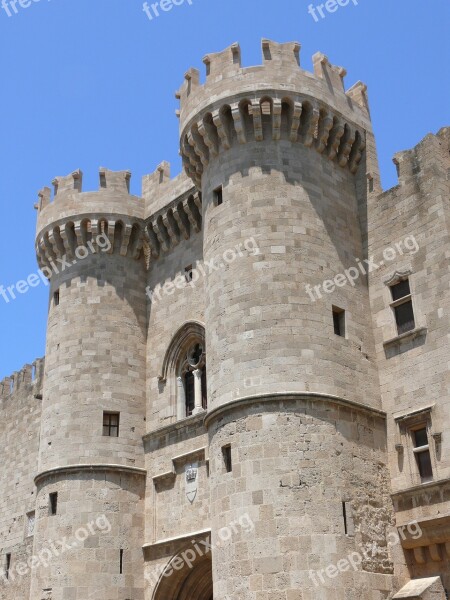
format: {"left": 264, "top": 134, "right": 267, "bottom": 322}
{"left": 34, "top": 464, "right": 147, "bottom": 486}
{"left": 143, "top": 528, "right": 211, "bottom": 551}
{"left": 391, "top": 476, "right": 450, "bottom": 499}
{"left": 143, "top": 412, "right": 206, "bottom": 444}
{"left": 204, "top": 391, "right": 386, "bottom": 428}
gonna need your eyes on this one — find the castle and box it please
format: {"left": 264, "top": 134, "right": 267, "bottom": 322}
{"left": 0, "top": 39, "right": 449, "bottom": 600}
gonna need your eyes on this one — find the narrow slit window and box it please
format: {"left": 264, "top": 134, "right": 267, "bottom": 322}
{"left": 390, "top": 279, "right": 415, "bottom": 335}
{"left": 342, "top": 501, "right": 355, "bottom": 536}
{"left": 222, "top": 445, "right": 232, "bottom": 473}
{"left": 119, "top": 549, "right": 124, "bottom": 574}
{"left": 103, "top": 412, "right": 120, "bottom": 437}
{"left": 214, "top": 186, "right": 223, "bottom": 206}
{"left": 5, "top": 554, "right": 11, "bottom": 580}
{"left": 53, "top": 290, "right": 60, "bottom": 307}
{"left": 332, "top": 306, "right": 346, "bottom": 338}
{"left": 342, "top": 502, "right": 348, "bottom": 535}
{"left": 49, "top": 492, "right": 58, "bottom": 516}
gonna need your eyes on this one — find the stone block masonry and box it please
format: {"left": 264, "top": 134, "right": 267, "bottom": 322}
{"left": 0, "top": 39, "right": 448, "bottom": 600}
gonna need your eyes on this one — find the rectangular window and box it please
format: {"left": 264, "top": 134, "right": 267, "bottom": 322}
{"left": 332, "top": 306, "right": 346, "bottom": 338}
{"left": 103, "top": 412, "right": 120, "bottom": 437}
{"left": 390, "top": 279, "right": 415, "bottom": 335}
{"left": 53, "top": 290, "right": 60, "bottom": 307}
{"left": 413, "top": 427, "right": 433, "bottom": 483}
{"left": 222, "top": 445, "right": 232, "bottom": 473}
{"left": 5, "top": 554, "right": 11, "bottom": 580}
{"left": 49, "top": 492, "right": 58, "bottom": 516}
{"left": 214, "top": 186, "right": 223, "bottom": 206}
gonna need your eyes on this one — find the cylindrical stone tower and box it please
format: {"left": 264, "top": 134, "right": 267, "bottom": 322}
{"left": 178, "top": 41, "right": 395, "bottom": 598}
{"left": 32, "top": 168, "right": 147, "bottom": 600}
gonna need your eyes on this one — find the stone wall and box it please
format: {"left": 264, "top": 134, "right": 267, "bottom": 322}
{"left": 0, "top": 359, "right": 44, "bottom": 600}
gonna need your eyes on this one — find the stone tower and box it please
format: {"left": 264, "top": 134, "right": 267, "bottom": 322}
{"left": 32, "top": 169, "right": 148, "bottom": 599}
{"left": 176, "top": 40, "right": 394, "bottom": 598}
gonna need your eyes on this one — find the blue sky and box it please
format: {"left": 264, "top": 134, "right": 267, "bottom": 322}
{"left": 0, "top": 0, "right": 449, "bottom": 380}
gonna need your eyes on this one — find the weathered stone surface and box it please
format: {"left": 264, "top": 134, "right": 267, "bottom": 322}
{"left": 0, "top": 41, "right": 448, "bottom": 600}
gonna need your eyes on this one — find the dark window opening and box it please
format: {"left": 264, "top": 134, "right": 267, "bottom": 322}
{"left": 390, "top": 279, "right": 415, "bottom": 335}
{"left": 413, "top": 427, "right": 433, "bottom": 483}
{"left": 53, "top": 290, "right": 60, "bottom": 307}
{"left": 391, "top": 279, "right": 411, "bottom": 301}
{"left": 185, "top": 371, "right": 195, "bottom": 417}
{"left": 49, "top": 492, "right": 58, "bottom": 516}
{"left": 119, "top": 549, "right": 124, "bottom": 574}
{"left": 214, "top": 186, "right": 223, "bottom": 206}
{"left": 333, "top": 307, "right": 346, "bottom": 337}
{"left": 184, "top": 265, "right": 193, "bottom": 282}
{"left": 342, "top": 502, "right": 348, "bottom": 535}
{"left": 103, "top": 412, "right": 120, "bottom": 437}
{"left": 223, "top": 445, "right": 232, "bottom": 473}
{"left": 5, "top": 554, "right": 11, "bottom": 580}
{"left": 394, "top": 302, "right": 415, "bottom": 335}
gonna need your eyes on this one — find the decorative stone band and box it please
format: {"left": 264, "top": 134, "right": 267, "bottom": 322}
{"left": 34, "top": 464, "right": 147, "bottom": 487}
{"left": 203, "top": 391, "right": 386, "bottom": 428}
{"left": 180, "top": 93, "right": 366, "bottom": 187}
{"left": 35, "top": 214, "right": 147, "bottom": 274}
{"left": 146, "top": 190, "right": 202, "bottom": 262}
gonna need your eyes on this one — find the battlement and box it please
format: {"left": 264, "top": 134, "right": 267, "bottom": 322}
{"left": 177, "top": 39, "right": 372, "bottom": 133}
{"left": 177, "top": 39, "right": 371, "bottom": 188}
{"left": 0, "top": 358, "right": 44, "bottom": 401}
{"left": 390, "top": 127, "right": 450, "bottom": 188}
{"left": 142, "top": 161, "right": 196, "bottom": 218}
{"left": 35, "top": 168, "right": 148, "bottom": 274}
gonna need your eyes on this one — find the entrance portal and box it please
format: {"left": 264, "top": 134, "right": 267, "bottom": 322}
{"left": 153, "top": 545, "right": 213, "bottom": 600}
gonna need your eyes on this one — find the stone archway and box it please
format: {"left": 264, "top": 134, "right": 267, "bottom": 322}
{"left": 153, "top": 545, "right": 213, "bottom": 600}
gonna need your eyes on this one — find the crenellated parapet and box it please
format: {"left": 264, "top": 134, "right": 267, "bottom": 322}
{"left": 145, "top": 186, "right": 202, "bottom": 262}
{"left": 0, "top": 358, "right": 44, "bottom": 401}
{"left": 176, "top": 40, "right": 370, "bottom": 187}
{"left": 35, "top": 168, "right": 147, "bottom": 275}
{"left": 391, "top": 127, "right": 450, "bottom": 188}
{"left": 142, "top": 162, "right": 203, "bottom": 265}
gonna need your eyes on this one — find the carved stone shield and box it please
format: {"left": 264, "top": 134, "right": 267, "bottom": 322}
{"left": 185, "top": 462, "right": 198, "bottom": 503}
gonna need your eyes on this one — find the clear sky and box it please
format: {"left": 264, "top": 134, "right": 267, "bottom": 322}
{"left": 0, "top": 0, "right": 449, "bottom": 380}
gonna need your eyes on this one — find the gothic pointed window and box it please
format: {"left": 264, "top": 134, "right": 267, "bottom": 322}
{"left": 159, "top": 322, "right": 207, "bottom": 422}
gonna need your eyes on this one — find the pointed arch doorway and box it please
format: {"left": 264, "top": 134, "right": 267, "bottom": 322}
{"left": 152, "top": 545, "right": 213, "bottom": 600}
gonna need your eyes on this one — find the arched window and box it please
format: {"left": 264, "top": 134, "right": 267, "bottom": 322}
{"left": 158, "top": 322, "right": 207, "bottom": 421}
